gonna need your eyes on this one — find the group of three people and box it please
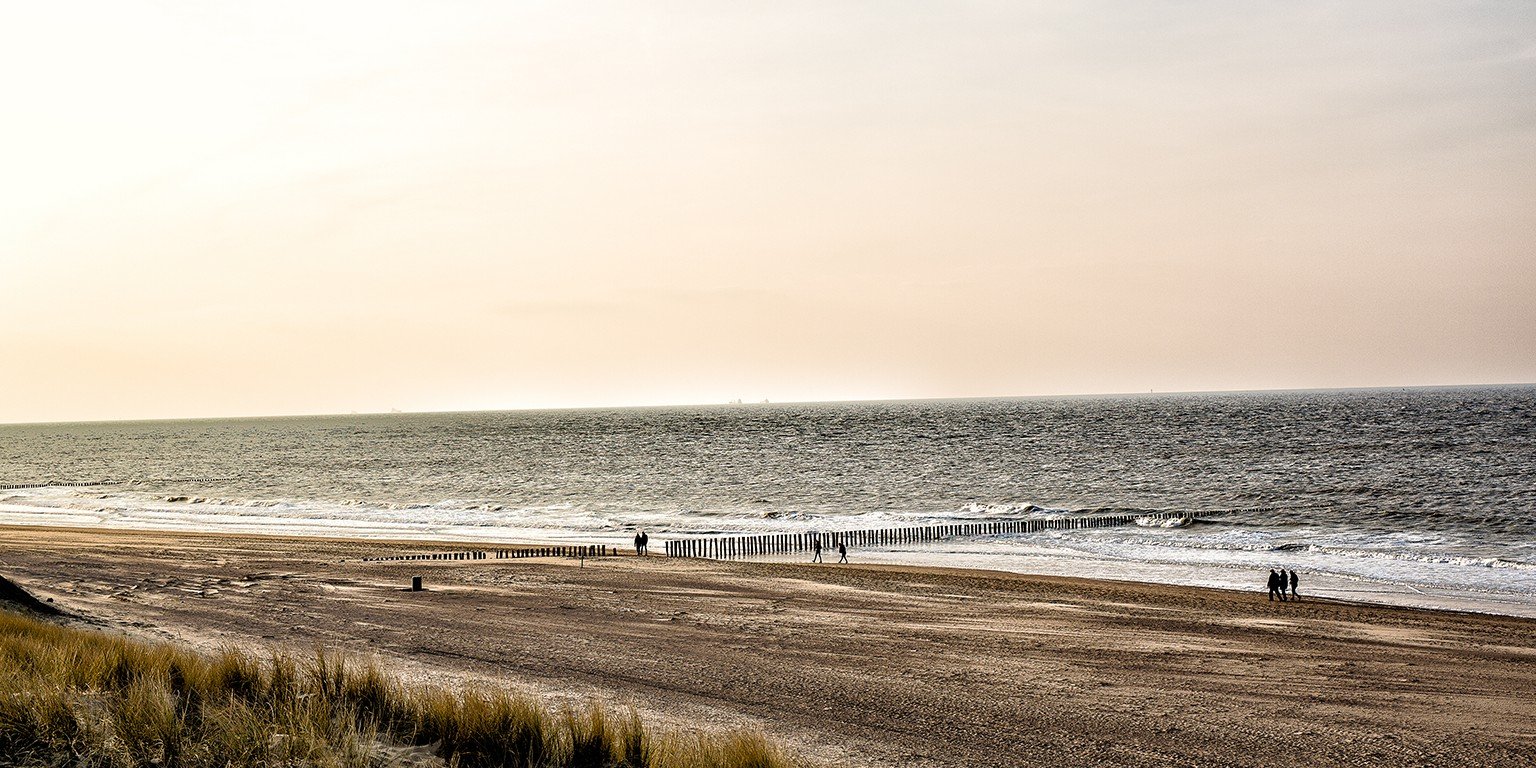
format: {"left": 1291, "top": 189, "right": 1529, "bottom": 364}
{"left": 1267, "top": 568, "right": 1299, "bottom": 601}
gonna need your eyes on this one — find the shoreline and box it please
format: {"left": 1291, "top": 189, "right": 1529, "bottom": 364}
{"left": 3, "top": 525, "right": 1535, "bottom": 767}
{"left": 2, "top": 519, "right": 1531, "bottom": 621}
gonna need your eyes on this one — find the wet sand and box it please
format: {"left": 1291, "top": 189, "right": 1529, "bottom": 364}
{"left": 2, "top": 525, "right": 1533, "bottom": 767}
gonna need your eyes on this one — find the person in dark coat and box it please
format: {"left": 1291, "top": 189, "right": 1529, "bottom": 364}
{"left": 812, "top": 538, "right": 823, "bottom": 563}
{"left": 634, "top": 531, "right": 643, "bottom": 556}
{"left": 1277, "top": 569, "right": 1289, "bottom": 601}
{"left": 1289, "top": 569, "right": 1299, "bottom": 599}
{"left": 639, "top": 531, "right": 649, "bottom": 555}
{"left": 1267, "top": 569, "right": 1282, "bottom": 601}
{"left": 837, "top": 542, "right": 848, "bottom": 564}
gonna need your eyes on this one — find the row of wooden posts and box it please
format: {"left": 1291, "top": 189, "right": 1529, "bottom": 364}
{"left": 0, "top": 481, "right": 109, "bottom": 490}
{"left": 664, "top": 513, "right": 1180, "bottom": 560}
{"left": 363, "top": 545, "right": 616, "bottom": 563}
{"left": 365, "top": 513, "right": 1180, "bottom": 564}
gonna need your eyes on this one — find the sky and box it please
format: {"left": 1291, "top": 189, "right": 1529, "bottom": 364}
{"left": 3, "top": 1, "right": 1534, "bottom": 423}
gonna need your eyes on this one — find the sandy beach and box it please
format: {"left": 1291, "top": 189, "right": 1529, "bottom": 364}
{"left": 2, "top": 525, "right": 1533, "bottom": 768}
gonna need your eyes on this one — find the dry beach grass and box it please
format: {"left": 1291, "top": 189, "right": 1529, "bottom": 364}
{"left": 1, "top": 525, "right": 1534, "bottom": 767}
{"left": 0, "top": 607, "right": 794, "bottom": 768}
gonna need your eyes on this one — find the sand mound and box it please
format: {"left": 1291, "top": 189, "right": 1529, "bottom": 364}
{"left": 0, "top": 572, "right": 65, "bottom": 616}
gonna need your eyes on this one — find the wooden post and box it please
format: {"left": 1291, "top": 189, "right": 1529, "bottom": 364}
{"left": 411, "top": 576, "right": 423, "bottom": 591}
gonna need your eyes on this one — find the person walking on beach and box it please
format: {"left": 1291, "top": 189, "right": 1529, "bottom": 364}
{"left": 639, "top": 531, "right": 649, "bottom": 556}
{"left": 812, "top": 538, "right": 823, "bottom": 563}
{"left": 837, "top": 542, "right": 848, "bottom": 564}
{"left": 1267, "top": 569, "right": 1282, "bottom": 602}
{"left": 1278, "top": 569, "right": 1290, "bottom": 601}
{"left": 634, "top": 531, "right": 643, "bottom": 556}
{"left": 1289, "top": 569, "right": 1299, "bottom": 600}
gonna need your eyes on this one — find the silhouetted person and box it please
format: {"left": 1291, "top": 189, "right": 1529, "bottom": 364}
{"left": 639, "top": 531, "right": 649, "bottom": 556}
{"left": 837, "top": 542, "right": 848, "bottom": 564}
{"left": 1277, "top": 569, "right": 1289, "bottom": 601}
{"left": 1267, "top": 569, "right": 1282, "bottom": 601}
{"left": 634, "top": 531, "right": 643, "bottom": 556}
{"left": 812, "top": 539, "right": 823, "bottom": 563}
{"left": 1289, "top": 569, "right": 1299, "bottom": 599}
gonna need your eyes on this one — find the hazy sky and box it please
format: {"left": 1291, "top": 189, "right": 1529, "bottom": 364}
{"left": 3, "top": 1, "right": 1534, "bottom": 423}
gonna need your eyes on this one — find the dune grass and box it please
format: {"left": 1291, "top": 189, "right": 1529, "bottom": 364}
{"left": 0, "top": 609, "right": 798, "bottom": 768}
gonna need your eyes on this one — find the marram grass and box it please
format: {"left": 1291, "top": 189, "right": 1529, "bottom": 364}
{"left": 0, "top": 609, "right": 799, "bottom": 768}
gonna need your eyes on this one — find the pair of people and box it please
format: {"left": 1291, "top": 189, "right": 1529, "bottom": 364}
{"left": 811, "top": 539, "right": 848, "bottom": 564}
{"left": 1267, "top": 568, "right": 1299, "bottom": 601}
{"left": 633, "top": 530, "right": 649, "bottom": 556}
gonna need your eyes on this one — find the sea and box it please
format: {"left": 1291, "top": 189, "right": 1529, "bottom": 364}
{"left": 2, "top": 386, "right": 1534, "bottom": 617}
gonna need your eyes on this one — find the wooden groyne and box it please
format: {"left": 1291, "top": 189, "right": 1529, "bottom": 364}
{"left": 664, "top": 512, "right": 1184, "bottom": 560}
{"left": 0, "top": 481, "right": 111, "bottom": 491}
{"left": 362, "top": 545, "right": 616, "bottom": 563}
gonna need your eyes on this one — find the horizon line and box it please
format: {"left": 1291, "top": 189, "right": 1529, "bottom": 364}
{"left": 3, "top": 380, "right": 1533, "bottom": 428}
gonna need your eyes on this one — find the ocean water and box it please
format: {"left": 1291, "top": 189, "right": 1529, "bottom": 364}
{"left": 2, "top": 387, "right": 1534, "bottom": 616}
